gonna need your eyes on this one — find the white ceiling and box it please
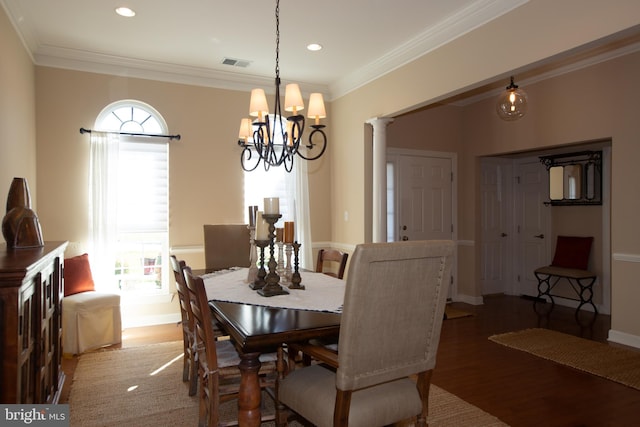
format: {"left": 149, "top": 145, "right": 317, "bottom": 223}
{"left": 1, "top": 0, "right": 527, "bottom": 99}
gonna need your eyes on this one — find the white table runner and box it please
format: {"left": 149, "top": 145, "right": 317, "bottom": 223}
{"left": 202, "top": 267, "right": 345, "bottom": 313}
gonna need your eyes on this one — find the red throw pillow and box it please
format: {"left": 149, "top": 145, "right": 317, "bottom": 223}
{"left": 64, "top": 253, "right": 96, "bottom": 296}
{"left": 551, "top": 236, "right": 593, "bottom": 270}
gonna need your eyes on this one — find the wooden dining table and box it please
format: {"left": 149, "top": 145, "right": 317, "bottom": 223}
{"left": 199, "top": 268, "right": 343, "bottom": 426}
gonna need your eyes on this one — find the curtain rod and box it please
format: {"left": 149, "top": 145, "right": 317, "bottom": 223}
{"left": 79, "top": 127, "right": 181, "bottom": 141}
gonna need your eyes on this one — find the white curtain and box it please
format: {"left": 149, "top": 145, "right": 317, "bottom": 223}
{"left": 89, "top": 131, "right": 119, "bottom": 292}
{"left": 291, "top": 159, "right": 313, "bottom": 269}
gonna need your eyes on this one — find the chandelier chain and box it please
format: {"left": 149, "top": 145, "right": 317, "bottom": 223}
{"left": 275, "top": 0, "right": 280, "bottom": 80}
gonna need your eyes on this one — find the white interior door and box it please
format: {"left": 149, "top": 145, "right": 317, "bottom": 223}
{"left": 397, "top": 155, "right": 452, "bottom": 242}
{"left": 515, "top": 159, "right": 550, "bottom": 297}
{"left": 480, "top": 159, "right": 513, "bottom": 295}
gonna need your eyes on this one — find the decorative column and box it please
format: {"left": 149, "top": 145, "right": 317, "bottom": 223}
{"left": 366, "top": 117, "right": 394, "bottom": 243}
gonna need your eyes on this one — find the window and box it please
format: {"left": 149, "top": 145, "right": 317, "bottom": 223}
{"left": 244, "top": 165, "right": 295, "bottom": 226}
{"left": 94, "top": 100, "right": 169, "bottom": 294}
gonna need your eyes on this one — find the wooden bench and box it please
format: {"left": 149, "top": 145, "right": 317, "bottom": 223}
{"left": 534, "top": 265, "right": 597, "bottom": 314}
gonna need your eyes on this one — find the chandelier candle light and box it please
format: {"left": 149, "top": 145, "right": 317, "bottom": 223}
{"left": 237, "top": 0, "right": 328, "bottom": 172}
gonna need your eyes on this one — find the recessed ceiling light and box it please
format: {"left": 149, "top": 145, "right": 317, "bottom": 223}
{"left": 307, "top": 43, "right": 323, "bottom": 52}
{"left": 115, "top": 7, "right": 136, "bottom": 18}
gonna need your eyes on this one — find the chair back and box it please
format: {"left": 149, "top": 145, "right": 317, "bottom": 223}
{"left": 170, "top": 255, "right": 191, "bottom": 327}
{"left": 184, "top": 267, "right": 220, "bottom": 372}
{"left": 336, "top": 240, "right": 454, "bottom": 392}
{"left": 183, "top": 267, "right": 225, "bottom": 426}
{"left": 203, "top": 224, "right": 251, "bottom": 270}
{"left": 316, "top": 249, "right": 349, "bottom": 279}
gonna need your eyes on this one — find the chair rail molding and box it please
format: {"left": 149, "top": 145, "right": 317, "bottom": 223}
{"left": 612, "top": 253, "right": 640, "bottom": 263}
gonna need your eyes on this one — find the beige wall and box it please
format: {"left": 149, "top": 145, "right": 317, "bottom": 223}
{"left": 378, "top": 53, "right": 638, "bottom": 339}
{"left": 0, "top": 7, "right": 37, "bottom": 206}
{"left": 329, "top": 0, "right": 640, "bottom": 344}
{"left": 34, "top": 67, "right": 332, "bottom": 257}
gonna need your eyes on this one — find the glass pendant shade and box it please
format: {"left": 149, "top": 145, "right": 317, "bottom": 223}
{"left": 496, "top": 76, "right": 528, "bottom": 121}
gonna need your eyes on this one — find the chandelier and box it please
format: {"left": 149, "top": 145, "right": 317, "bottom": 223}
{"left": 237, "top": 0, "right": 327, "bottom": 172}
{"left": 496, "top": 76, "right": 528, "bottom": 121}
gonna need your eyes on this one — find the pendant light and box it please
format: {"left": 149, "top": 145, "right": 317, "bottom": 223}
{"left": 496, "top": 76, "right": 528, "bottom": 121}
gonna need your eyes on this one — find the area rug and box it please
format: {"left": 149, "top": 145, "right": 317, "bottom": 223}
{"left": 489, "top": 328, "right": 640, "bottom": 391}
{"left": 70, "top": 341, "right": 507, "bottom": 426}
{"left": 445, "top": 305, "right": 473, "bottom": 320}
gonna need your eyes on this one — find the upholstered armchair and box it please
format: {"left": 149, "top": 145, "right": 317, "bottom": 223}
{"left": 278, "top": 240, "right": 454, "bottom": 427}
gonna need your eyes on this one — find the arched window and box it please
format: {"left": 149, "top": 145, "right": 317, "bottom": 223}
{"left": 91, "top": 100, "right": 169, "bottom": 295}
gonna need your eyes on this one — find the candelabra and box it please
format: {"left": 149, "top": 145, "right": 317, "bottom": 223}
{"left": 284, "top": 243, "right": 293, "bottom": 284}
{"left": 276, "top": 241, "right": 287, "bottom": 285}
{"left": 289, "top": 241, "right": 304, "bottom": 289}
{"left": 246, "top": 225, "right": 259, "bottom": 284}
{"left": 250, "top": 240, "right": 268, "bottom": 290}
{"left": 257, "top": 214, "right": 289, "bottom": 297}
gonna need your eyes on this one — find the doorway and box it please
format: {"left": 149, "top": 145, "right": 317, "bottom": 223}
{"left": 480, "top": 145, "right": 611, "bottom": 314}
{"left": 388, "top": 148, "right": 457, "bottom": 296}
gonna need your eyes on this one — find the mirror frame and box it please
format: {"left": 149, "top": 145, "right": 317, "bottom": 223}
{"left": 540, "top": 150, "right": 602, "bottom": 206}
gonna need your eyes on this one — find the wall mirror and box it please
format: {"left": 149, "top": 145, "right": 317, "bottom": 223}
{"left": 540, "top": 151, "right": 601, "bottom": 206}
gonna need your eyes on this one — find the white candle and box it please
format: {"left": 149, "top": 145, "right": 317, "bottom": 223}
{"left": 264, "top": 197, "right": 280, "bottom": 215}
{"left": 255, "top": 211, "right": 268, "bottom": 240}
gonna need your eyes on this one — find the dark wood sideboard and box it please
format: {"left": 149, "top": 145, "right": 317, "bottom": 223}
{"left": 0, "top": 241, "right": 68, "bottom": 403}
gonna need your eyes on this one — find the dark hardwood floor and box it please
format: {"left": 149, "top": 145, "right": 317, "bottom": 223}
{"left": 61, "top": 295, "right": 640, "bottom": 426}
{"left": 434, "top": 295, "right": 640, "bottom": 427}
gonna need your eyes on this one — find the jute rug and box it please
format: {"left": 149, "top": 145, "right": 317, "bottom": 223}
{"left": 444, "top": 306, "right": 473, "bottom": 320}
{"left": 70, "top": 341, "right": 507, "bottom": 426}
{"left": 489, "top": 328, "right": 640, "bottom": 391}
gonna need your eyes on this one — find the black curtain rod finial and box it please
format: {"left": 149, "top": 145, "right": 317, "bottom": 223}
{"left": 79, "top": 127, "right": 181, "bottom": 141}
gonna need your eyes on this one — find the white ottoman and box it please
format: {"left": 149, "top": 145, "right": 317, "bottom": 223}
{"left": 62, "top": 291, "right": 122, "bottom": 355}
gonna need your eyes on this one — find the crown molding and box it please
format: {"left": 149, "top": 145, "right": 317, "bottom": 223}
{"left": 34, "top": 45, "right": 330, "bottom": 97}
{"left": 451, "top": 39, "right": 640, "bottom": 107}
{"left": 328, "top": 0, "right": 528, "bottom": 99}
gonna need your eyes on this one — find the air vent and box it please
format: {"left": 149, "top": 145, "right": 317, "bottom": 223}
{"left": 222, "top": 58, "right": 251, "bottom": 68}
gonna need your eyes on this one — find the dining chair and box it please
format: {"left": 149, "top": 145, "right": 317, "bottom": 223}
{"left": 203, "top": 224, "right": 251, "bottom": 271}
{"left": 170, "top": 255, "right": 200, "bottom": 396}
{"left": 315, "top": 248, "right": 349, "bottom": 279}
{"left": 278, "top": 240, "right": 455, "bottom": 427}
{"left": 183, "top": 266, "right": 278, "bottom": 426}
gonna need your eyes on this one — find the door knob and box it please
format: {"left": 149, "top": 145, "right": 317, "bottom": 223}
{"left": 402, "top": 236, "right": 409, "bottom": 241}
{"left": 534, "top": 234, "right": 545, "bottom": 239}
{"left": 402, "top": 225, "right": 407, "bottom": 231}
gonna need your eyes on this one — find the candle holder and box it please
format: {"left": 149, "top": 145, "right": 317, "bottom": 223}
{"left": 258, "top": 214, "right": 289, "bottom": 297}
{"left": 276, "top": 241, "right": 288, "bottom": 285}
{"left": 289, "top": 241, "right": 305, "bottom": 290}
{"left": 250, "top": 240, "right": 269, "bottom": 290}
{"left": 246, "top": 225, "right": 259, "bottom": 284}
{"left": 284, "top": 243, "right": 293, "bottom": 284}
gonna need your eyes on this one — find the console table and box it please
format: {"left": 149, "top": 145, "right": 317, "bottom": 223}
{"left": 0, "top": 241, "right": 68, "bottom": 403}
